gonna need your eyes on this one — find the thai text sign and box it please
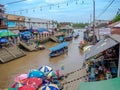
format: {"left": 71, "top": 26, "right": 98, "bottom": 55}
{"left": 99, "top": 28, "right": 111, "bottom": 35}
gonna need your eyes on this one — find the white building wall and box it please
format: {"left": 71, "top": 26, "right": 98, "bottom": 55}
{"left": 25, "top": 17, "right": 57, "bottom": 29}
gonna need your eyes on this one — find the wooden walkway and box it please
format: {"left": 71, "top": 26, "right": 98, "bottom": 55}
{"left": 62, "top": 68, "right": 87, "bottom": 90}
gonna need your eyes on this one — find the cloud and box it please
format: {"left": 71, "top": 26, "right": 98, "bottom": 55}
{"left": 45, "top": 0, "right": 66, "bottom": 4}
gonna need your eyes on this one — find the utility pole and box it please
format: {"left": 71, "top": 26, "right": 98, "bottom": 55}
{"left": 93, "top": 0, "right": 96, "bottom": 44}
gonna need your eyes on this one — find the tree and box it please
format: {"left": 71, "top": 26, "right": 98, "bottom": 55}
{"left": 112, "top": 14, "right": 120, "bottom": 23}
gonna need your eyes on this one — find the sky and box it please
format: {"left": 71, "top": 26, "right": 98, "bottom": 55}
{"left": 0, "top": 0, "right": 120, "bottom": 23}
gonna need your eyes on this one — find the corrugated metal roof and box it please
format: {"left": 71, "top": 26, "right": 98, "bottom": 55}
{"left": 84, "top": 38, "right": 118, "bottom": 60}
{"left": 109, "top": 34, "right": 120, "bottom": 43}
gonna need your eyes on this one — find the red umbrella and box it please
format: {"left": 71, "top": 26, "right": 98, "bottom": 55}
{"left": 23, "top": 78, "right": 42, "bottom": 89}
{"left": 18, "top": 85, "right": 36, "bottom": 90}
{"left": 55, "top": 70, "right": 59, "bottom": 77}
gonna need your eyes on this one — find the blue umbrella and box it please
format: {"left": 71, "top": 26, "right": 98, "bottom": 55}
{"left": 28, "top": 69, "right": 44, "bottom": 78}
{"left": 38, "top": 84, "right": 59, "bottom": 90}
{"left": 0, "top": 38, "right": 8, "bottom": 43}
{"left": 38, "top": 65, "right": 53, "bottom": 74}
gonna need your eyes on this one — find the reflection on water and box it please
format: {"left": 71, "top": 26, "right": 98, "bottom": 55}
{"left": 0, "top": 29, "right": 85, "bottom": 89}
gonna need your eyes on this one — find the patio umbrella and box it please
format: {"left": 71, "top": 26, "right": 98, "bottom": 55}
{"left": 38, "top": 65, "right": 53, "bottom": 74}
{"left": 48, "top": 71, "right": 57, "bottom": 78}
{"left": 14, "top": 74, "right": 28, "bottom": 83}
{"left": 5, "top": 88, "right": 17, "bottom": 90}
{"left": 39, "top": 84, "right": 59, "bottom": 90}
{"left": 83, "top": 45, "right": 93, "bottom": 52}
{"left": 0, "top": 30, "right": 18, "bottom": 38}
{"left": 11, "top": 82, "right": 23, "bottom": 89}
{"left": 0, "top": 38, "right": 8, "bottom": 43}
{"left": 18, "top": 85, "right": 36, "bottom": 90}
{"left": 23, "top": 78, "right": 42, "bottom": 89}
{"left": 42, "top": 31, "right": 49, "bottom": 34}
{"left": 28, "top": 69, "right": 44, "bottom": 78}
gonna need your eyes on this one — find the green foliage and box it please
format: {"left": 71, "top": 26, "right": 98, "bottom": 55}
{"left": 72, "top": 23, "right": 88, "bottom": 28}
{"left": 112, "top": 14, "right": 120, "bottom": 23}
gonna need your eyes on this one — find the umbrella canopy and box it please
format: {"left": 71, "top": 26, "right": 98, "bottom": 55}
{"left": 39, "top": 84, "right": 59, "bottom": 90}
{"left": 42, "top": 31, "right": 49, "bottom": 34}
{"left": 0, "top": 38, "right": 8, "bottom": 43}
{"left": 83, "top": 45, "right": 93, "bottom": 52}
{"left": 38, "top": 66, "right": 53, "bottom": 74}
{"left": 5, "top": 88, "right": 17, "bottom": 90}
{"left": 11, "top": 82, "right": 23, "bottom": 89}
{"left": 0, "top": 30, "right": 18, "bottom": 38}
{"left": 14, "top": 74, "right": 28, "bottom": 83}
{"left": 23, "top": 78, "right": 42, "bottom": 89}
{"left": 28, "top": 69, "right": 44, "bottom": 78}
{"left": 48, "top": 71, "right": 57, "bottom": 78}
{"left": 18, "top": 85, "right": 36, "bottom": 90}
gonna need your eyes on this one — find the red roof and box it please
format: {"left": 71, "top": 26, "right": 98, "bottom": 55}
{"left": 111, "top": 28, "right": 120, "bottom": 35}
{"left": 108, "top": 21, "right": 120, "bottom": 28}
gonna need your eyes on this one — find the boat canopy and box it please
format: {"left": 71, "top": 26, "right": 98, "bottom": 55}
{"left": 49, "top": 42, "right": 69, "bottom": 52}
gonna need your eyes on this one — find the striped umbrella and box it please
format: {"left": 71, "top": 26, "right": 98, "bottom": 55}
{"left": 39, "top": 84, "right": 59, "bottom": 90}
{"left": 5, "top": 88, "right": 17, "bottom": 90}
{"left": 11, "top": 82, "right": 23, "bottom": 89}
{"left": 47, "top": 71, "right": 57, "bottom": 78}
{"left": 38, "top": 66, "right": 53, "bottom": 74}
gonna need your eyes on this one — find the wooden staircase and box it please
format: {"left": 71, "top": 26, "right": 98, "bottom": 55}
{"left": 0, "top": 44, "right": 26, "bottom": 63}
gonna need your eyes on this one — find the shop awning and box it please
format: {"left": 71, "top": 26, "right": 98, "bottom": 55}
{"left": 84, "top": 38, "right": 118, "bottom": 60}
{"left": 78, "top": 77, "right": 120, "bottom": 90}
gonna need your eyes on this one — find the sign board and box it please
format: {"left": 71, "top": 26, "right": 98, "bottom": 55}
{"left": 8, "top": 21, "right": 16, "bottom": 27}
{"left": 99, "top": 28, "right": 111, "bottom": 35}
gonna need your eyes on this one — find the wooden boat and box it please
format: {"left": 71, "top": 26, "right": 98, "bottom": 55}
{"left": 73, "top": 32, "right": 79, "bottom": 39}
{"left": 49, "top": 42, "right": 69, "bottom": 57}
{"left": 64, "top": 35, "right": 73, "bottom": 41}
{"left": 36, "top": 45, "right": 46, "bottom": 50}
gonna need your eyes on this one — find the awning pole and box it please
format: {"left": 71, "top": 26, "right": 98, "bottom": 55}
{"left": 118, "top": 44, "right": 120, "bottom": 77}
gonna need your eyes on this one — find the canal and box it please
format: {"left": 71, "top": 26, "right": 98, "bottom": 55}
{"left": 0, "top": 29, "right": 85, "bottom": 89}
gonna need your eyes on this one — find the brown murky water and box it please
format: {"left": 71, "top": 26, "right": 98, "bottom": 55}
{"left": 0, "top": 30, "right": 84, "bottom": 89}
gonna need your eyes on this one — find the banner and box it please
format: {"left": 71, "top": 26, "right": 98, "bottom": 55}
{"left": 99, "top": 28, "right": 111, "bottom": 35}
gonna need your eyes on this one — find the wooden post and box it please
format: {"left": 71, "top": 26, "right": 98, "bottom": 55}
{"left": 118, "top": 44, "right": 120, "bottom": 77}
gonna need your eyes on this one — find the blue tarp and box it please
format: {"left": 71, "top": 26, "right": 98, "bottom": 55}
{"left": 0, "top": 38, "right": 8, "bottom": 43}
{"left": 19, "top": 31, "right": 31, "bottom": 36}
{"left": 37, "top": 28, "right": 48, "bottom": 33}
{"left": 49, "top": 42, "right": 69, "bottom": 52}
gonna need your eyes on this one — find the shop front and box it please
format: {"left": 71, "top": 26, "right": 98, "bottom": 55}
{"left": 84, "top": 35, "right": 120, "bottom": 81}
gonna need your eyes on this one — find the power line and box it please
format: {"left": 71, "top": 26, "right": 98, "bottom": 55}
{"left": 4, "top": 0, "right": 27, "bottom": 5}
{"left": 97, "top": 0, "right": 115, "bottom": 18}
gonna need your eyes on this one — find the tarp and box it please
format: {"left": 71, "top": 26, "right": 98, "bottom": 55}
{"left": 84, "top": 38, "right": 118, "bottom": 60}
{"left": 37, "top": 28, "right": 48, "bottom": 34}
{"left": 78, "top": 77, "right": 120, "bottom": 90}
{"left": 0, "top": 30, "right": 18, "bottom": 38}
{"left": 0, "top": 38, "right": 8, "bottom": 43}
{"left": 49, "top": 42, "right": 69, "bottom": 52}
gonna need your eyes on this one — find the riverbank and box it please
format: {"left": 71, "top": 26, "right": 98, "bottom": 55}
{"left": 0, "top": 30, "right": 84, "bottom": 89}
